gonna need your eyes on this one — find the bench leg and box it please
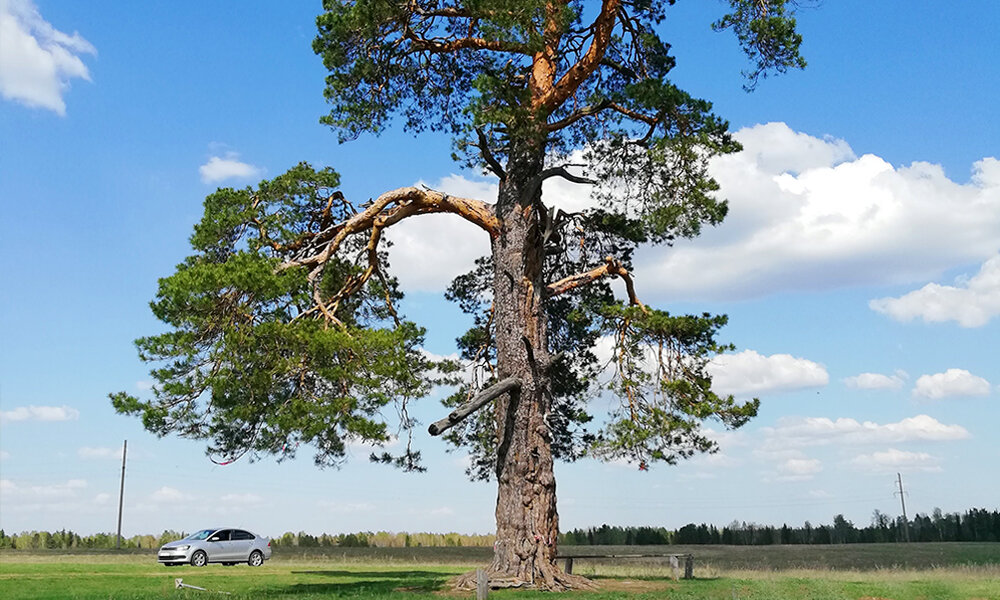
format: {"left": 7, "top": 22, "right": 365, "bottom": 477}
{"left": 563, "top": 557, "right": 573, "bottom": 574}
{"left": 683, "top": 554, "right": 693, "bottom": 579}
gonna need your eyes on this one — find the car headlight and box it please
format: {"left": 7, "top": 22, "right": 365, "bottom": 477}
{"left": 175, "top": 545, "right": 190, "bottom": 551}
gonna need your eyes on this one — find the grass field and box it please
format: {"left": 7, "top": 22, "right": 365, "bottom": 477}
{"left": 1, "top": 544, "right": 997, "bottom": 599}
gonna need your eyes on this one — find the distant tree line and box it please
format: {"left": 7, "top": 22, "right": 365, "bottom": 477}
{"left": 3, "top": 508, "right": 997, "bottom": 550}
{"left": 561, "top": 508, "right": 1000, "bottom": 545}
{"left": 0, "top": 529, "right": 185, "bottom": 550}
{"left": 0, "top": 529, "right": 495, "bottom": 550}
{"left": 269, "top": 531, "right": 495, "bottom": 548}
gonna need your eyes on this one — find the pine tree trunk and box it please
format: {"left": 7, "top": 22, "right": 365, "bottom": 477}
{"left": 456, "top": 139, "right": 593, "bottom": 591}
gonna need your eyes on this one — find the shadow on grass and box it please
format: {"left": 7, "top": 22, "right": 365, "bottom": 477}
{"left": 585, "top": 573, "right": 720, "bottom": 582}
{"left": 282, "top": 570, "right": 451, "bottom": 595}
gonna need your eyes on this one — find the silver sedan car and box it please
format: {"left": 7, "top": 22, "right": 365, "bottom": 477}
{"left": 157, "top": 528, "right": 272, "bottom": 567}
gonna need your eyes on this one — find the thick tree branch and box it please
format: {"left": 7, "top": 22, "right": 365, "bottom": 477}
{"left": 404, "top": 28, "right": 530, "bottom": 55}
{"left": 281, "top": 186, "right": 499, "bottom": 274}
{"left": 275, "top": 186, "right": 499, "bottom": 328}
{"left": 545, "top": 255, "right": 646, "bottom": 311}
{"left": 534, "top": 0, "right": 621, "bottom": 114}
{"left": 428, "top": 376, "right": 522, "bottom": 436}
{"left": 528, "top": 1, "right": 566, "bottom": 107}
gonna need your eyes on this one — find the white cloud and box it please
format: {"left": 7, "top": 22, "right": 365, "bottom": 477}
{"left": 708, "top": 349, "right": 828, "bottom": 396}
{"left": 78, "top": 446, "right": 120, "bottom": 459}
{"left": 843, "top": 370, "right": 907, "bottom": 390}
{"left": 851, "top": 448, "right": 942, "bottom": 473}
{"left": 763, "top": 414, "right": 970, "bottom": 449}
{"left": 93, "top": 492, "right": 112, "bottom": 504}
{"left": 370, "top": 125, "right": 1000, "bottom": 303}
{"left": 0, "top": 0, "right": 96, "bottom": 115}
{"left": 635, "top": 125, "right": 1000, "bottom": 301}
{"left": 776, "top": 457, "right": 822, "bottom": 481}
{"left": 0, "top": 404, "right": 79, "bottom": 422}
{"left": 870, "top": 254, "right": 1000, "bottom": 327}
{"left": 912, "top": 368, "right": 991, "bottom": 399}
{"left": 150, "top": 486, "right": 192, "bottom": 502}
{"left": 199, "top": 153, "right": 263, "bottom": 184}
{"left": 0, "top": 450, "right": 9, "bottom": 460}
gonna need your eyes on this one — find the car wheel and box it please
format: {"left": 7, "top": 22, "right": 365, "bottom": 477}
{"left": 248, "top": 550, "right": 264, "bottom": 567}
{"left": 191, "top": 550, "right": 208, "bottom": 567}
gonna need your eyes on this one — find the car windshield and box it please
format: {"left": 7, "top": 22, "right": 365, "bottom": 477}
{"left": 185, "top": 529, "right": 217, "bottom": 541}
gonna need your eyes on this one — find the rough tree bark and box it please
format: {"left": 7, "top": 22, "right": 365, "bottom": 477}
{"left": 452, "top": 139, "right": 593, "bottom": 591}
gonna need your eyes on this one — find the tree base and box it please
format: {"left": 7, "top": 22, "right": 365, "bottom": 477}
{"left": 452, "top": 565, "right": 597, "bottom": 592}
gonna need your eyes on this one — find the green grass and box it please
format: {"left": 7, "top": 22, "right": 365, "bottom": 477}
{"left": 560, "top": 541, "right": 1000, "bottom": 570}
{"left": 1, "top": 545, "right": 998, "bottom": 600}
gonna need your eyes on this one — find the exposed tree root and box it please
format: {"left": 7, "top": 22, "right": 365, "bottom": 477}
{"left": 452, "top": 565, "right": 597, "bottom": 592}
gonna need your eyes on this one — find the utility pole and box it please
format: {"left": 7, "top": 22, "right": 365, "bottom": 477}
{"left": 894, "top": 472, "right": 910, "bottom": 542}
{"left": 116, "top": 440, "right": 127, "bottom": 550}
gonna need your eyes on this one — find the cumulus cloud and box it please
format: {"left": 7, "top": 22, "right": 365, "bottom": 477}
{"left": 762, "top": 414, "right": 970, "bottom": 449}
{"left": 199, "top": 153, "right": 263, "bottom": 184}
{"left": 382, "top": 124, "right": 999, "bottom": 303}
{"left": 383, "top": 174, "right": 495, "bottom": 291}
{"left": 870, "top": 254, "right": 1000, "bottom": 328}
{"left": 851, "top": 448, "right": 942, "bottom": 473}
{"left": 912, "top": 368, "right": 991, "bottom": 399}
{"left": 0, "top": 404, "right": 79, "bottom": 422}
{"left": 708, "top": 350, "right": 828, "bottom": 396}
{"left": 635, "top": 125, "right": 1000, "bottom": 301}
{"left": 843, "top": 370, "right": 907, "bottom": 390}
{"left": 0, "top": 0, "right": 96, "bottom": 115}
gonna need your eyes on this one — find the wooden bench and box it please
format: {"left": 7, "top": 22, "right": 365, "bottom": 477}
{"left": 557, "top": 553, "right": 694, "bottom": 579}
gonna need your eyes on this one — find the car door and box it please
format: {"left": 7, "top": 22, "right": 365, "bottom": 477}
{"left": 206, "top": 529, "right": 233, "bottom": 561}
{"left": 229, "top": 530, "right": 254, "bottom": 561}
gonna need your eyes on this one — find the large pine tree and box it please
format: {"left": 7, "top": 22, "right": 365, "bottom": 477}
{"left": 114, "top": 0, "right": 805, "bottom": 589}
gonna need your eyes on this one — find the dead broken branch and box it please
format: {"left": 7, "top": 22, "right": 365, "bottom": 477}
{"left": 545, "top": 256, "right": 647, "bottom": 312}
{"left": 428, "top": 376, "right": 521, "bottom": 436}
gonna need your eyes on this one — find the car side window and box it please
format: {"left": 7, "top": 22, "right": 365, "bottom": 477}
{"left": 232, "top": 530, "right": 253, "bottom": 541}
{"left": 209, "top": 530, "right": 231, "bottom": 542}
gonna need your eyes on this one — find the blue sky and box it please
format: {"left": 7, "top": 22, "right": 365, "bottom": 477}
{"left": 1, "top": 1, "right": 998, "bottom": 539}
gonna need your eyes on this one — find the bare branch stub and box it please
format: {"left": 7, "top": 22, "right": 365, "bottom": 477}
{"left": 428, "top": 376, "right": 522, "bottom": 436}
